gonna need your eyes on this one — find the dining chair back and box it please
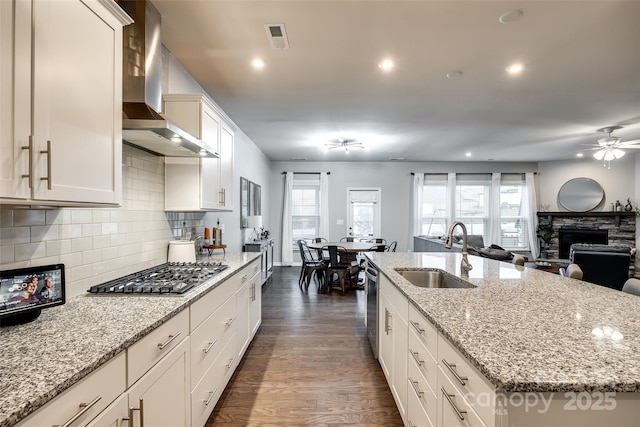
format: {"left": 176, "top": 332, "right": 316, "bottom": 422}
{"left": 324, "top": 245, "right": 357, "bottom": 295}
{"left": 297, "top": 240, "right": 326, "bottom": 291}
{"left": 368, "top": 238, "right": 387, "bottom": 245}
{"left": 369, "top": 244, "right": 388, "bottom": 253}
{"left": 388, "top": 241, "right": 397, "bottom": 252}
{"left": 340, "top": 237, "right": 357, "bottom": 242}
{"left": 622, "top": 278, "right": 640, "bottom": 296}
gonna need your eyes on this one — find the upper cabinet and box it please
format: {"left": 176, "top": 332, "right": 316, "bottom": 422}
{"left": 0, "top": 0, "right": 131, "bottom": 206}
{"left": 163, "top": 94, "right": 235, "bottom": 212}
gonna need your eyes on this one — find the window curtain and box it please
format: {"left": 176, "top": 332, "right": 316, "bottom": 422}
{"left": 525, "top": 172, "right": 539, "bottom": 259}
{"left": 408, "top": 173, "right": 424, "bottom": 243}
{"left": 319, "top": 172, "right": 329, "bottom": 239}
{"left": 488, "top": 172, "right": 502, "bottom": 245}
{"left": 446, "top": 173, "right": 456, "bottom": 228}
{"left": 281, "top": 172, "right": 294, "bottom": 266}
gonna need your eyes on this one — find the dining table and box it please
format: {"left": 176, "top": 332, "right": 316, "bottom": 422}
{"left": 306, "top": 241, "right": 375, "bottom": 292}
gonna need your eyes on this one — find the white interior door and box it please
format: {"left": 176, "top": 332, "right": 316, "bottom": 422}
{"left": 347, "top": 188, "right": 381, "bottom": 240}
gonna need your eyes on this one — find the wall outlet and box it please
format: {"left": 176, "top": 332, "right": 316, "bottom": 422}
{"left": 337, "top": 219, "right": 344, "bottom": 225}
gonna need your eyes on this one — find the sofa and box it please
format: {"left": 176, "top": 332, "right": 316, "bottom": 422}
{"left": 569, "top": 244, "right": 632, "bottom": 291}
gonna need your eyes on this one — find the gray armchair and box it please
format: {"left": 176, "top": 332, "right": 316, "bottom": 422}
{"left": 569, "top": 244, "right": 631, "bottom": 291}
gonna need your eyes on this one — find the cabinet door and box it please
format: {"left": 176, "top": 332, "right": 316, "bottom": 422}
{"left": 378, "top": 291, "right": 394, "bottom": 381}
{"left": 128, "top": 337, "right": 191, "bottom": 427}
{"left": 0, "top": 0, "right": 30, "bottom": 200}
{"left": 31, "top": 0, "right": 121, "bottom": 204}
{"left": 250, "top": 273, "right": 262, "bottom": 337}
{"left": 85, "top": 393, "right": 128, "bottom": 427}
{"left": 218, "top": 122, "right": 234, "bottom": 210}
{"left": 236, "top": 282, "right": 250, "bottom": 357}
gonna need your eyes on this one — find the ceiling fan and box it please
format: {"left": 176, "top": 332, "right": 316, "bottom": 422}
{"left": 324, "top": 138, "right": 365, "bottom": 153}
{"left": 589, "top": 126, "right": 640, "bottom": 168}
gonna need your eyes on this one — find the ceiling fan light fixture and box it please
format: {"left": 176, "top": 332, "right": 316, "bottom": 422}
{"left": 593, "top": 150, "right": 606, "bottom": 161}
{"left": 613, "top": 148, "right": 625, "bottom": 159}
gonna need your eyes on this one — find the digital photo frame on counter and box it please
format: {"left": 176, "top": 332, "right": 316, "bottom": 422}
{"left": 0, "top": 263, "right": 65, "bottom": 326}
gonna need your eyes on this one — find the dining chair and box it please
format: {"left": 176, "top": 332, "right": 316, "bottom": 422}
{"left": 324, "top": 245, "right": 357, "bottom": 295}
{"left": 369, "top": 244, "right": 388, "bottom": 253}
{"left": 340, "top": 237, "right": 357, "bottom": 242}
{"left": 367, "top": 238, "right": 387, "bottom": 245}
{"left": 622, "top": 278, "right": 640, "bottom": 296}
{"left": 297, "top": 240, "right": 327, "bottom": 291}
{"left": 387, "top": 241, "right": 397, "bottom": 252}
{"left": 312, "top": 237, "right": 329, "bottom": 260}
{"left": 559, "top": 263, "right": 583, "bottom": 280}
{"left": 511, "top": 254, "right": 526, "bottom": 266}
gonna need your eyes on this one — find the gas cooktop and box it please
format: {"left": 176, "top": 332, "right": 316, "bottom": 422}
{"left": 87, "top": 261, "right": 229, "bottom": 295}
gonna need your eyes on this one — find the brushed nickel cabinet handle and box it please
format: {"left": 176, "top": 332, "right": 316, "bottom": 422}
{"left": 40, "top": 139, "right": 52, "bottom": 190}
{"left": 21, "top": 136, "right": 33, "bottom": 188}
{"left": 442, "top": 358, "right": 468, "bottom": 386}
{"left": 409, "top": 377, "right": 424, "bottom": 398}
{"left": 384, "top": 308, "right": 392, "bottom": 334}
{"left": 204, "top": 387, "right": 219, "bottom": 405}
{"left": 226, "top": 356, "right": 236, "bottom": 368}
{"left": 52, "top": 395, "right": 101, "bottom": 427}
{"left": 204, "top": 339, "right": 218, "bottom": 354}
{"left": 441, "top": 387, "right": 466, "bottom": 421}
{"left": 409, "top": 320, "right": 425, "bottom": 334}
{"left": 226, "top": 317, "right": 235, "bottom": 327}
{"left": 409, "top": 348, "right": 424, "bottom": 366}
{"left": 157, "top": 332, "right": 181, "bottom": 350}
{"left": 128, "top": 399, "right": 144, "bottom": 427}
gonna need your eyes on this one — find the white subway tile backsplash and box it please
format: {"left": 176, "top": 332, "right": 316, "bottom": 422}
{"left": 0, "top": 244, "right": 15, "bottom": 264}
{"left": 71, "top": 209, "right": 92, "bottom": 224}
{"left": 31, "top": 225, "right": 60, "bottom": 242}
{"left": 92, "top": 235, "right": 112, "bottom": 249}
{"left": 92, "top": 210, "right": 111, "bottom": 223}
{"left": 60, "top": 224, "right": 83, "bottom": 239}
{"left": 81, "top": 223, "right": 102, "bottom": 237}
{"left": 0, "top": 227, "right": 30, "bottom": 244}
{"left": 59, "top": 252, "right": 83, "bottom": 268}
{"left": 46, "top": 240, "right": 71, "bottom": 257}
{"left": 13, "top": 210, "right": 45, "bottom": 226}
{"left": 46, "top": 209, "right": 70, "bottom": 225}
{"left": 0, "top": 210, "right": 13, "bottom": 227}
{"left": 82, "top": 249, "right": 102, "bottom": 264}
{"left": 71, "top": 237, "right": 93, "bottom": 253}
{"left": 15, "top": 242, "right": 47, "bottom": 261}
{"left": 101, "top": 223, "right": 118, "bottom": 235}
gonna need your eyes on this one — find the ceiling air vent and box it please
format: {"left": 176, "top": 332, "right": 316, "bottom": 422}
{"left": 265, "top": 24, "right": 290, "bottom": 50}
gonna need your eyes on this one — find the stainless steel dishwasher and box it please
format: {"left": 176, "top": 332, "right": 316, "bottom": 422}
{"left": 365, "top": 262, "right": 378, "bottom": 359}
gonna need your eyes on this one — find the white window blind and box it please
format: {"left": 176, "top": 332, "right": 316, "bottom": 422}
{"left": 292, "top": 176, "right": 321, "bottom": 245}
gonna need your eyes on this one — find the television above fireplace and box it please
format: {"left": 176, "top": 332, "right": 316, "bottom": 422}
{"left": 558, "top": 228, "right": 608, "bottom": 259}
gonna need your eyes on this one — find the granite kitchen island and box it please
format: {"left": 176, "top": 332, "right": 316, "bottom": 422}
{"left": 366, "top": 251, "right": 640, "bottom": 427}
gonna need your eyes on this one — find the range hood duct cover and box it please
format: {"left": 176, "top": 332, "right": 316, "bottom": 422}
{"left": 118, "top": 0, "right": 218, "bottom": 158}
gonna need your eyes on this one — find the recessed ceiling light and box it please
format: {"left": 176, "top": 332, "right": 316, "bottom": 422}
{"left": 251, "top": 58, "right": 266, "bottom": 69}
{"left": 499, "top": 10, "right": 523, "bottom": 24}
{"left": 506, "top": 63, "right": 525, "bottom": 74}
{"left": 446, "top": 71, "right": 463, "bottom": 79}
{"left": 576, "top": 153, "right": 584, "bottom": 158}
{"left": 465, "top": 152, "right": 472, "bottom": 157}
{"left": 378, "top": 59, "right": 395, "bottom": 71}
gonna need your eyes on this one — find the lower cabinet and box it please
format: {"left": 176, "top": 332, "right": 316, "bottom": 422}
{"left": 378, "top": 274, "right": 409, "bottom": 423}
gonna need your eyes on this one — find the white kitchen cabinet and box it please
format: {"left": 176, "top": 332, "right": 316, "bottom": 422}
{"left": 249, "top": 267, "right": 262, "bottom": 338}
{"left": 378, "top": 274, "right": 408, "bottom": 423}
{"left": 0, "top": 0, "right": 130, "bottom": 206}
{"left": 85, "top": 393, "right": 128, "bottom": 427}
{"left": 16, "top": 352, "right": 126, "bottom": 427}
{"left": 237, "top": 260, "right": 261, "bottom": 357}
{"left": 163, "top": 94, "right": 235, "bottom": 211}
{"left": 127, "top": 336, "right": 191, "bottom": 427}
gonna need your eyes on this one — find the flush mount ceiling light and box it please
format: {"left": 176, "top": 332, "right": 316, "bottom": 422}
{"left": 590, "top": 126, "right": 640, "bottom": 169}
{"left": 324, "top": 138, "right": 364, "bottom": 154}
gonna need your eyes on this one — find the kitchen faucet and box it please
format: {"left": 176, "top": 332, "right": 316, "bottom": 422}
{"left": 445, "top": 221, "right": 473, "bottom": 272}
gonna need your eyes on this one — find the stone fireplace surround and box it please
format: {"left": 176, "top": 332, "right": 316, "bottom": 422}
{"left": 537, "top": 211, "right": 636, "bottom": 276}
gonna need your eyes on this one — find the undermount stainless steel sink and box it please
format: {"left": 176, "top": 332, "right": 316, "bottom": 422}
{"left": 395, "top": 269, "right": 476, "bottom": 289}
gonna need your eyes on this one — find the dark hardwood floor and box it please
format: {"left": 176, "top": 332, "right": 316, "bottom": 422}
{"left": 207, "top": 266, "right": 403, "bottom": 426}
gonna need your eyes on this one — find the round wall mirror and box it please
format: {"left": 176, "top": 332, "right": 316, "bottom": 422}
{"left": 557, "top": 177, "right": 604, "bottom": 212}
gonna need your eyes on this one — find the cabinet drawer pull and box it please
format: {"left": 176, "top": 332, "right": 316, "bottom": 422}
{"left": 409, "top": 320, "right": 425, "bottom": 334}
{"left": 128, "top": 399, "right": 144, "bottom": 427}
{"left": 21, "top": 136, "right": 33, "bottom": 188}
{"left": 157, "top": 332, "right": 181, "bottom": 350}
{"left": 226, "top": 317, "right": 235, "bottom": 327}
{"left": 241, "top": 274, "right": 248, "bottom": 282}
{"left": 441, "top": 358, "right": 468, "bottom": 386}
{"left": 40, "top": 139, "right": 52, "bottom": 190}
{"left": 408, "top": 421, "right": 418, "bottom": 427}
{"left": 204, "top": 387, "right": 219, "bottom": 406}
{"left": 226, "top": 356, "right": 236, "bottom": 368}
{"left": 204, "top": 339, "right": 218, "bottom": 354}
{"left": 409, "top": 377, "right": 424, "bottom": 398}
{"left": 409, "top": 348, "right": 424, "bottom": 366}
{"left": 441, "top": 387, "right": 467, "bottom": 421}
{"left": 53, "top": 395, "right": 101, "bottom": 427}
{"left": 384, "top": 308, "right": 392, "bottom": 334}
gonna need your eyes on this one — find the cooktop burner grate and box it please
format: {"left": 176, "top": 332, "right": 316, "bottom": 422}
{"left": 87, "top": 261, "right": 229, "bottom": 295}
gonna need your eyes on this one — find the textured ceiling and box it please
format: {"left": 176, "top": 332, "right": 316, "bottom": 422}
{"left": 153, "top": 0, "right": 640, "bottom": 162}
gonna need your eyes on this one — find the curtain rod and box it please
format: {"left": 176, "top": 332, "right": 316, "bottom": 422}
{"left": 411, "top": 172, "right": 537, "bottom": 175}
{"left": 281, "top": 172, "right": 331, "bottom": 175}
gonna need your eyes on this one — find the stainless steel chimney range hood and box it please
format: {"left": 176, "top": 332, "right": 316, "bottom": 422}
{"left": 118, "top": 0, "right": 218, "bottom": 158}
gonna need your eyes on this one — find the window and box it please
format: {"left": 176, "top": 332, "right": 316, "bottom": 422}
{"left": 420, "top": 173, "right": 530, "bottom": 250}
{"left": 292, "top": 178, "right": 320, "bottom": 245}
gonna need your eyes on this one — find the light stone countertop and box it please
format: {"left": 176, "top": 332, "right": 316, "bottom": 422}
{"left": 0, "top": 252, "right": 261, "bottom": 427}
{"left": 367, "top": 252, "right": 640, "bottom": 393}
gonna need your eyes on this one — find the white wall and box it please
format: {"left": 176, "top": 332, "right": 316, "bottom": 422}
{"left": 269, "top": 161, "right": 538, "bottom": 263}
